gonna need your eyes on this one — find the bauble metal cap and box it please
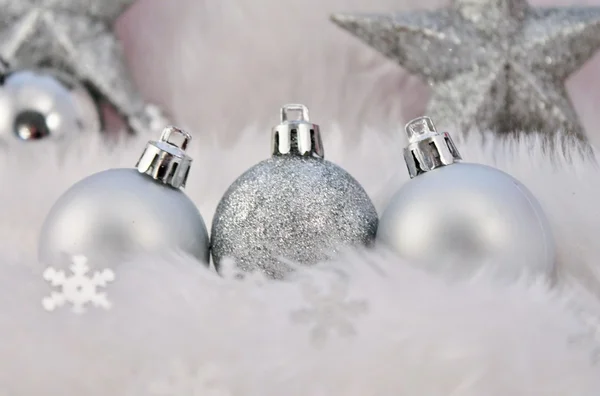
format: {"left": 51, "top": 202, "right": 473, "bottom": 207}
{"left": 403, "top": 116, "right": 462, "bottom": 178}
{"left": 271, "top": 104, "right": 324, "bottom": 158}
{"left": 136, "top": 126, "right": 193, "bottom": 189}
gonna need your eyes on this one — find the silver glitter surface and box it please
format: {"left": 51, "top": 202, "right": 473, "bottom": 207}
{"left": 211, "top": 156, "right": 379, "bottom": 280}
{"left": 331, "top": 0, "right": 600, "bottom": 139}
{"left": 0, "top": 0, "right": 163, "bottom": 134}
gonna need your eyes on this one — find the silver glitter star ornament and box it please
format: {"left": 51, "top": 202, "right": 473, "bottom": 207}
{"left": 377, "top": 116, "right": 557, "bottom": 281}
{"left": 331, "top": 0, "right": 600, "bottom": 139}
{"left": 38, "top": 126, "right": 210, "bottom": 268}
{"left": 0, "top": 0, "right": 165, "bottom": 137}
{"left": 211, "top": 104, "right": 379, "bottom": 280}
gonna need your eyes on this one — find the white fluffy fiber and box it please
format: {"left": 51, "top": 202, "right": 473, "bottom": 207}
{"left": 1, "top": 126, "right": 600, "bottom": 395}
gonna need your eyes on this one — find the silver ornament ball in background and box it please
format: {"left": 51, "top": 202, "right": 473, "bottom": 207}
{"left": 0, "top": 68, "right": 101, "bottom": 141}
{"left": 377, "top": 116, "right": 556, "bottom": 280}
{"left": 211, "top": 104, "right": 378, "bottom": 279}
{"left": 38, "top": 127, "right": 210, "bottom": 268}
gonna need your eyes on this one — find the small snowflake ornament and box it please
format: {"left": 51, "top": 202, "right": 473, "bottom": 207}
{"left": 42, "top": 255, "right": 115, "bottom": 314}
{"left": 147, "top": 360, "right": 232, "bottom": 396}
{"left": 291, "top": 278, "right": 368, "bottom": 347}
{"left": 569, "top": 309, "right": 600, "bottom": 365}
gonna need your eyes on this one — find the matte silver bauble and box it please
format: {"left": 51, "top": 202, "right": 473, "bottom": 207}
{"left": 0, "top": 68, "right": 101, "bottom": 141}
{"left": 377, "top": 116, "right": 556, "bottom": 280}
{"left": 211, "top": 104, "right": 378, "bottom": 279}
{"left": 38, "top": 127, "right": 210, "bottom": 268}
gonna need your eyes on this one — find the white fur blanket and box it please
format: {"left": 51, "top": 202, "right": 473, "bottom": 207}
{"left": 0, "top": 127, "right": 599, "bottom": 395}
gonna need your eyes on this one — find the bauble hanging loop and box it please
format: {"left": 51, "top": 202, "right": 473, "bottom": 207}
{"left": 272, "top": 104, "right": 324, "bottom": 157}
{"left": 377, "top": 116, "right": 557, "bottom": 281}
{"left": 38, "top": 126, "right": 210, "bottom": 269}
{"left": 211, "top": 104, "right": 378, "bottom": 279}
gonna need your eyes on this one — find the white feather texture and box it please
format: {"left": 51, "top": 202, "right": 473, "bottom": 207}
{"left": 0, "top": 124, "right": 599, "bottom": 394}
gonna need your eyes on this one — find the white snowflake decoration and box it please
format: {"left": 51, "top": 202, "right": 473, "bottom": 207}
{"left": 291, "top": 278, "right": 368, "bottom": 347}
{"left": 42, "top": 255, "right": 115, "bottom": 314}
{"left": 147, "top": 360, "right": 232, "bottom": 396}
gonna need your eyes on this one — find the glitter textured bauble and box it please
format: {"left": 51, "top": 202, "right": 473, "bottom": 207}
{"left": 0, "top": 68, "right": 101, "bottom": 141}
{"left": 377, "top": 117, "right": 556, "bottom": 280}
{"left": 331, "top": 0, "right": 600, "bottom": 139}
{"left": 0, "top": 0, "right": 168, "bottom": 134}
{"left": 211, "top": 104, "right": 378, "bottom": 279}
{"left": 38, "top": 127, "right": 209, "bottom": 268}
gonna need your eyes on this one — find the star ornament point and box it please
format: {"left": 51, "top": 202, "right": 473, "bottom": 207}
{"left": 332, "top": 0, "right": 600, "bottom": 138}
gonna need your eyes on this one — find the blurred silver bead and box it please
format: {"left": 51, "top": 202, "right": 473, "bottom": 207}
{"left": 38, "top": 127, "right": 210, "bottom": 268}
{"left": 0, "top": 68, "right": 101, "bottom": 141}
{"left": 211, "top": 104, "right": 378, "bottom": 279}
{"left": 378, "top": 117, "right": 556, "bottom": 280}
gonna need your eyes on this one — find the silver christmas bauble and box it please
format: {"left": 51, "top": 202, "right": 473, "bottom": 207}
{"left": 378, "top": 117, "right": 556, "bottom": 280}
{"left": 0, "top": 67, "right": 101, "bottom": 141}
{"left": 211, "top": 104, "right": 378, "bottom": 279}
{"left": 38, "top": 127, "right": 210, "bottom": 268}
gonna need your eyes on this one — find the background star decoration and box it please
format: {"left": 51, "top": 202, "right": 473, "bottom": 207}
{"left": 331, "top": 0, "right": 600, "bottom": 140}
{"left": 0, "top": 0, "right": 163, "bottom": 134}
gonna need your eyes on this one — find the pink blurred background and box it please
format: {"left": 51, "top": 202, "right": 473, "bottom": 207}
{"left": 115, "top": 0, "right": 600, "bottom": 145}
